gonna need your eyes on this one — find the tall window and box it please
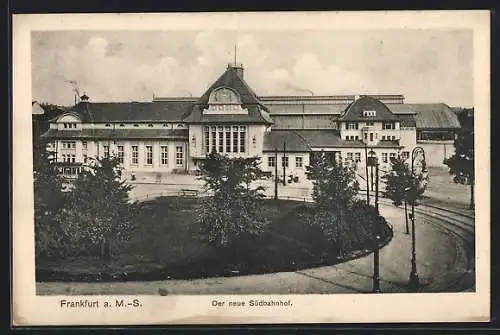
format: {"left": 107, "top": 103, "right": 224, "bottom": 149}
{"left": 131, "top": 145, "right": 138, "bottom": 165}
{"left": 82, "top": 141, "right": 87, "bottom": 150}
{"left": 268, "top": 156, "right": 275, "bottom": 168}
{"left": 232, "top": 126, "right": 239, "bottom": 153}
{"left": 117, "top": 145, "right": 124, "bottom": 164}
{"left": 176, "top": 146, "right": 184, "bottom": 166}
{"left": 161, "top": 146, "right": 168, "bottom": 166}
{"left": 347, "top": 152, "right": 353, "bottom": 161}
{"left": 282, "top": 156, "right": 289, "bottom": 168}
{"left": 225, "top": 126, "right": 231, "bottom": 152}
{"left": 239, "top": 126, "right": 246, "bottom": 153}
{"left": 354, "top": 153, "right": 361, "bottom": 162}
{"left": 145, "top": 145, "right": 153, "bottom": 165}
{"left": 103, "top": 145, "right": 109, "bottom": 159}
{"left": 401, "top": 151, "right": 410, "bottom": 160}
{"left": 204, "top": 126, "right": 210, "bottom": 154}
{"left": 389, "top": 152, "right": 396, "bottom": 160}
{"left": 295, "top": 156, "right": 303, "bottom": 168}
{"left": 203, "top": 125, "right": 247, "bottom": 154}
{"left": 382, "top": 153, "right": 388, "bottom": 163}
{"left": 211, "top": 126, "right": 217, "bottom": 153}
{"left": 218, "top": 126, "right": 224, "bottom": 152}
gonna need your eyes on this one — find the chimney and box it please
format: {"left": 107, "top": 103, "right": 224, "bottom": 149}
{"left": 228, "top": 63, "right": 244, "bottom": 79}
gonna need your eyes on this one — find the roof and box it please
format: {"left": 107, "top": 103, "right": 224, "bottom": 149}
{"left": 32, "top": 102, "right": 45, "bottom": 115}
{"left": 412, "top": 104, "right": 461, "bottom": 129}
{"left": 340, "top": 96, "right": 399, "bottom": 122}
{"left": 263, "top": 130, "right": 311, "bottom": 152}
{"left": 397, "top": 114, "right": 417, "bottom": 127}
{"left": 61, "top": 101, "right": 193, "bottom": 123}
{"left": 268, "top": 104, "right": 348, "bottom": 115}
{"left": 40, "top": 128, "right": 188, "bottom": 140}
{"left": 196, "top": 65, "right": 264, "bottom": 108}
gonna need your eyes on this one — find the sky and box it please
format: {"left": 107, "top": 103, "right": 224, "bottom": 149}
{"left": 31, "top": 29, "right": 473, "bottom": 107}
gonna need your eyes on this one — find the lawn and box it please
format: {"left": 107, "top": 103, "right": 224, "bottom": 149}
{"left": 36, "top": 197, "right": 392, "bottom": 282}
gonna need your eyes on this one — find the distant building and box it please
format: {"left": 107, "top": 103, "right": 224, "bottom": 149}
{"left": 40, "top": 63, "right": 461, "bottom": 183}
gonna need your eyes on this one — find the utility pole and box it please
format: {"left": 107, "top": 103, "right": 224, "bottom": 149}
{"left": 274, "top": 147, "right": 278, "bottom": 200}
{"left": 364, "top": 145, "right": 370, "bottom": 206}
{"left": 372, "top": 160, "right": 381, "bottom": 293}
{"left": 282, "top": 141, "right": 287, "bottom": 186}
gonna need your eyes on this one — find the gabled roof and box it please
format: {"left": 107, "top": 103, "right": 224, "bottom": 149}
{"left": 183, "top": 64, "right": 273, "bottom": 125}
{"left": 196, "top": 65, "right": 263, "bottom": 108}
{"left": 340, "top": 95, "right": 398, "bottom": 122}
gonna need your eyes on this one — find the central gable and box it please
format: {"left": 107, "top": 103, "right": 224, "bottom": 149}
{"left": 203, "top": 87, "right": 249, "bottom": 115}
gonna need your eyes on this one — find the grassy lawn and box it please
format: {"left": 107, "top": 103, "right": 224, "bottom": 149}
{"left": 36, "top": 197, "right": 391, "bottom": 282}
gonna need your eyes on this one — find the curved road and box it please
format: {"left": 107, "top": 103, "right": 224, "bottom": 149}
{"left": 36, "top": 182, "right": 475, "bottom": 295}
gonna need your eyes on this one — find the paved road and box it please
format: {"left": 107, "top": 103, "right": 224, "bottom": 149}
{"left": 37, "top": 180, "right": 475, "bottom": 295}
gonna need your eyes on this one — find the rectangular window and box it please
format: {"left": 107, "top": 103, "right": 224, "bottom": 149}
{"left": 401, "top": 151, "right": 410, "bottom": 160}
{"left": 145, "top": 145, "right": 153, "bottom": 165}
{"left": 82, "top": 141, "right": 87, "bottom": 150}
{"left": 239, "top": 126, "right": 246, "bottom": 153}
{"left": 225, "top": 126, "right": 231, "bottom": 152}
{"left": 390, "top": 152, "right": 396, "bottom": 160}
{"left": 295, "top": 156, "right": 303, "bottom": 168}
{"left": 211, "top": 126, "right": 217, "bottom": 153}
{"left": 370, "top": 133, "right": 374, "bottom": 141}
{"left": 382, "top": 153, "right": 388, "bottom": 163}
{"left": 161, "top": 146, "right": 168, "bottom": 165}
{"left": 233, "top": 126, "right": 239, "bottom": 153}
{"left": 176, "top": 146, "right": 184, "bottom": 166}
{"left": 347, "top": 122, "right": 358, "bottom": 130}
{"left": 83, "top": 154, "right": 88, "bottom": 163}
{"left": 117, "top": 145, "right": 124, "bottom": 164}
{"left": 384, "top": 122, "right": 395, "bottom": 130}
{"left": 282, "top": 156, "right": 289, "bottom": 168}
{"left": 364, "top": 133, "right": 368, "bottom": 140}
{"left": 131, "top": 145, "right": 138, "bottom": 165}
{"left": 355, "top": 153, "right": 361, "bottom": 162}
{"left": 392, "top": 136, "right": 396, "bottom": 140}
{"left": 268, "top": 156, "right": 275, "bottom": 168}
{"left": 347, "top": 152, "right": 353, "bottom": 161}
{"left": 366, "top": 121, "right": 374, "bottom": 126}
{"left": 382, "top": 136, "right": 386, "bottom": 140}
{"left": 103, "top": 145, "right": 109, "bottom": 159}
{"left": 71, "top": 154, "right": 76, "bottom": 163}
{"left": 218, "top": 127, "right": 224, "bottom": 153}
{"left": 204, "top": 126, "right": 210, "bottom": 154}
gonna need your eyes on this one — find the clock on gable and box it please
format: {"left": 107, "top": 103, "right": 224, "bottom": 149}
{"left": 204, "top": 87, "right": 248, "bottom": 115}
{"left": 209, "top": 87, "right": 241, "bottom": 104}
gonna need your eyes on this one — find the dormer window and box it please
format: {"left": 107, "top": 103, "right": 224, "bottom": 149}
{"left": 162, "top": 124, "right": 168, "bottom": 127}
{"left": 133, "top": 124, "right": 139, "bottom": 127}
{"left": 105, "top": 123, "right": 111, "bottom": 127}
{"left": 363, "top": 110, "right": 376, "bottom": 117}
{"left": 148, "top": 124, "right": 154, "bottom": 128}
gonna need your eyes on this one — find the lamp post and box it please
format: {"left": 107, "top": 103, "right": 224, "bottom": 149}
{"left": 282, "top": 141, "right": 287, "bottom": 186}
{"left": 364, "top": 145, "right": 370, "bottom": 206}
{"left": 408, "top": 146, "right": 427, "bottom": 292}
{"left": 274, "top": 147, "right": 278, "bottom": 200}
{"left": 367, "top": 150, "right": 380, "bottom": 293}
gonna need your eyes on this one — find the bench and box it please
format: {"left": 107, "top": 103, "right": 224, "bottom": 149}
{"left": 179, "top": 189, "right": 199, "bottom": 197}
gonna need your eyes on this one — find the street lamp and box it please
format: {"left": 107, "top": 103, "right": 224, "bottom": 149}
{"left": 408, "top": 146, "right": 427, "bottom": 292}
{"left": 367, "top": 151, "right": 380, "bottom": 293}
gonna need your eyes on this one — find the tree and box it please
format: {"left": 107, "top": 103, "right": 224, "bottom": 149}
{"left": 444, "top": 109, "right": 474, "bottom": 209}
{"left": 305, "top": 151, "right": 361, "bottom": 256}
{"left": 196, "top": 152, "right": 269, "bottom": 264}
{"left": 383, "top": 154, "right": 429, "bottom": 229}
{"left": 33, "top": 138, "right": 70, "bottom": 259}
{"left": 64, "top": 156, "right": 137, "bottom": 261}
{"left": 382, "top": 155, "right": 413, "bottom": 234}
